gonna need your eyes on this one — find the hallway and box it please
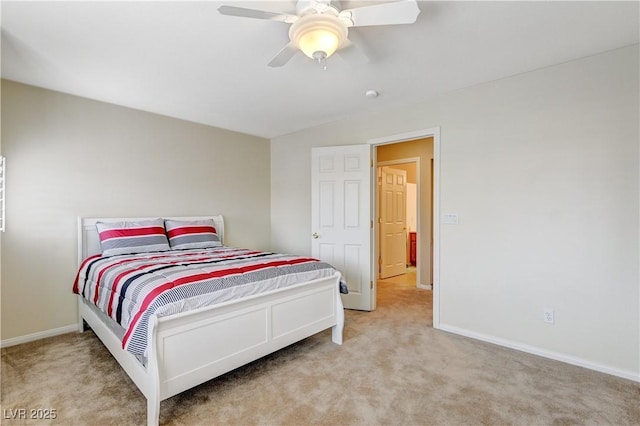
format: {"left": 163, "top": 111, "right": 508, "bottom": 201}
{"left": 377, "top": 267, "right": 417, "bottom": 289}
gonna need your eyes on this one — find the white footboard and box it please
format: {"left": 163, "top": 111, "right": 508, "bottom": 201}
{"left": 79, "top": 273, "right": 343, "bottom": 426}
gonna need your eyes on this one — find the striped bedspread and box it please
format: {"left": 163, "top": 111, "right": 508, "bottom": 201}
{"left": 73, "top": 247, "right": 342, "bottom": 356}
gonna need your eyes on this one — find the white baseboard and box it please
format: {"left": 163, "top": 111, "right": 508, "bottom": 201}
{"left": 0, "top": 324, "right": 78, "bottom": 348}
{"left": 437, "top": 323, "right": 640, "bottom": 383}
{"left": 417, "top": 283, "right": 432, "bottom": 290}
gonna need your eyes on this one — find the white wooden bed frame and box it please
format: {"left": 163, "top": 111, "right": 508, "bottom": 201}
{"left": 77, "top": 215, "right": 344, "bottom": 426}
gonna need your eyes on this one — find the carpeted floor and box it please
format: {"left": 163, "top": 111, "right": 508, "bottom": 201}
{"left": 1, "top": 276, "right": 638, "bottom": 425}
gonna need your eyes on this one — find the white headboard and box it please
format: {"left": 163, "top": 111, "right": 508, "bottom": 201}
{"left": 77, "top": 215, "right": 225, "bottom": 266}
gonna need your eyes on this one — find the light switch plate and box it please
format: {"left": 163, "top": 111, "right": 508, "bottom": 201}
{"left": 442, "top": 213, "right": 459, "bottom": 224}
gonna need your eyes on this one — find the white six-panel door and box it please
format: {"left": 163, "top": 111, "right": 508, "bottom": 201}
{"left": 380, "top": 166, "right": 407, "bottom": 279}
{"left": 311, "top": 145, "right": 372, "bottom": 311}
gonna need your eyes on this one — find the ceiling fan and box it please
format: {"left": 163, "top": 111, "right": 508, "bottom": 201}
{"left": 218, "top": 0, "right": 421, "bottom": 68}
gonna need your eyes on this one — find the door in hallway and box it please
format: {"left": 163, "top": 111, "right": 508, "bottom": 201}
{"left": 379, "top": 166, "right": 407, "bottom": 279}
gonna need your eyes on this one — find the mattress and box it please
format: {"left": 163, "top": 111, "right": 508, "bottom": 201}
{"left": 74, "top": 246, "right": 344, "bottom": 356}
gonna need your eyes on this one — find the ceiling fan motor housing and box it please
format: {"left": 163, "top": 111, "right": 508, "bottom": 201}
{"left": 289, "top": 13, "right": 348, "bottom": 59}
{"left": 296, "top": 0, "right": 335, "bottom": 16}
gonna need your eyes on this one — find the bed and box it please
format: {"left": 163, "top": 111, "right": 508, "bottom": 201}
{"left": 75, "top": 215, "right": 344, "bottom": 426}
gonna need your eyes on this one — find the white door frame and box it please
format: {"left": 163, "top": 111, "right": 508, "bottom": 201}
{"left": 377, "top": 158, "right": 423, "bottom": 289}
{"left": 368, "top": 127, "right": 441, "bottom": 329}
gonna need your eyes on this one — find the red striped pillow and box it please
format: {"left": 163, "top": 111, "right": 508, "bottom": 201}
{"left": 164, "top": 219, "right": 221, "bottom": 250}
{"left": 96, "top": 219, "right": 170, "bottom": 256}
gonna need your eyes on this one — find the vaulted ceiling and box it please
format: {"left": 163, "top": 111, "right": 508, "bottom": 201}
{"left": 2, "top": 1, "right": 638, "bottom": 138}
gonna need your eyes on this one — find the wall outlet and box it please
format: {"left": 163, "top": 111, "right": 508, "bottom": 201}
{"left": 543, "top": 308, "right": 555, "bottom": 324}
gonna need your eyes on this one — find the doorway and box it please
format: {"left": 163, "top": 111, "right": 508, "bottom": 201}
{"left": 371, "top": 133, "right": 437, "bottom": 317}
{"left": 377, "top": 160, "right": 418, "bottom": 287}
{"left": 310, "top": 130, "right": 440, "bottom": 316}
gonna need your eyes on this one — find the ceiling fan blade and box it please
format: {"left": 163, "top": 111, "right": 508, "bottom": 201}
{"left": 217, "top": 5, "right": 298, "bottom": 23}
{"left": 335, "top": 39, "right": 369, "bottom": 65}
{"left": 339, "top": 0, "right": 420, "bottom": 27}
{"left": 268, "top": 42, "right": 299, "bottom": 67}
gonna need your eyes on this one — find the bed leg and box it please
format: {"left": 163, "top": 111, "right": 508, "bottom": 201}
{"left": 332, "top": 291, "right": 344, "bottom": 345}
{"left": 146, "top": 315, "right": 161, "bottom": 426}
{"left": 77, "top": 297, "right": 88, "bottom": 332}
{"left": 147, "top": 396, "right": 160, "bottom": 426}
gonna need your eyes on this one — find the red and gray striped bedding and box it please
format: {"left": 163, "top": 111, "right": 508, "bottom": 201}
{"left": 73, "top": 247, "right": 342, "bottom": 356}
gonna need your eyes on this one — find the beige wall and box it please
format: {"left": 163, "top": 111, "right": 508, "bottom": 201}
{"left": 271, "top": 46, "right": 639, "bottom": 378}
{"left": 386, "top": 162, "right": 417, "bottom": 184}
{"left": 377, "top": 138, "right": 433, "bottom": 285}
{"left": 0, "top": 80, "right": 271, "bottom": 341}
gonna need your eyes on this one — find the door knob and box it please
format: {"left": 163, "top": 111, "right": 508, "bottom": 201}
{"left": 312, "top": 233, "right": 319, "bottom": 239}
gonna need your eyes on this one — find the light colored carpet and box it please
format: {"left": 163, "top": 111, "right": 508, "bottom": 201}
{"left": 1, "top": 279, "right": 638, "bottom": 425}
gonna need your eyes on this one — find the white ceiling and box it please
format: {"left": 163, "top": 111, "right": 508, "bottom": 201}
{"left": 2, "top": 1, "right": 638, "bottom": 139}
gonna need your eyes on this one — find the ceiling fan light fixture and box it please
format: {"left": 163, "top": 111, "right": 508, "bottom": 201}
{"left": 299, "top": 28, "right": 338, "bottom": 58}
{"left": 289, "top": 14, "right": 347, "bottom": 60}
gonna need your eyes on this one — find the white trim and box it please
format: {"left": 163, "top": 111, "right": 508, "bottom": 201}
{"left": 0, "top": 155, "right": 5, "bottom": 232}
{"left": 432, "top": 128, "right": 441, "bottom": 328}
{"left": 367, "top": 126, "right": 440, "bottom": 328}
{"left": 0, "top": 324, "right": 78, "bottom": 348}
{"left": 377, "top": 158, "right": 421, "bottom": 166}
{"left": 370, "top": 146, "right": 378, "bottom": 311}
{"left": 439, "top": 323, "right": 640, "bottom": 383}
{"left": 368, "top": 128, "right": 439, "bottom": 146}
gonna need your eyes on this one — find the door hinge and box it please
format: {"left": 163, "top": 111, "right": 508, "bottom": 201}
{"left": 371, "top": 220, "right": 373, "bottom": 229}
{"left": 371, "top": 159, "right": 373, "bottom": 167}
{"left": 370, "top": 281, "right": 373, "bottom": 289}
